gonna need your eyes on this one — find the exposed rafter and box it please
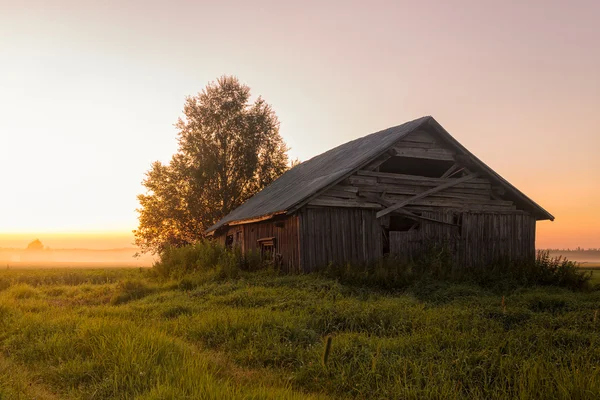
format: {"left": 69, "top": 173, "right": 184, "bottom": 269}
{"left": 375, "top": 173, "right": 480, "bottom": 219}
{"left": 358, "top": 192, "right": 459, "bottom": 227}
{"left": 440, "top": 163, "right": 460, "bottom": 179}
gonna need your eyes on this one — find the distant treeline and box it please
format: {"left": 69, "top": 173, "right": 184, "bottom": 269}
{"left": 541, "top": 248, "right": 600, "bottom": 252}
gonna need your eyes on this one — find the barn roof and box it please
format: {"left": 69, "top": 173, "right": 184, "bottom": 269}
{"left": 206, "top": 116, "right": 553, "bottom": 233}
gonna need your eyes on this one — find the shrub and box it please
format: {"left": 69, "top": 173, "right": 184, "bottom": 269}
{"left": 153, "top": 241, "right": 270, "bottom": 279}
{"left": 529, "top": 250, "right": 591, "bottom": 289}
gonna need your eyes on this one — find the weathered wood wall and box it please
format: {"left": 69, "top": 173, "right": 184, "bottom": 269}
{"left": 298, "top": 207, "right": 382, "bottom": 271}
{"left": 460, "top": 212, "right": 536, "bottom": 267}
{"left": 390, "top": 211, "right": 536, "bottom": 267}
{"left": 216, "top": 215, "right": 300, "bottom": 273}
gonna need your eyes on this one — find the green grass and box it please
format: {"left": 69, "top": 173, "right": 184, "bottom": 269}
{"left": 0, "top": 267, "right": 599, "bottom": 399}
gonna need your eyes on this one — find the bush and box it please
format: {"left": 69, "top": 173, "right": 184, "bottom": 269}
{"left": 152, "top": 241, "right": 271, "bottom": 280}
{"left": 527, "top": 251, "right": 591, "bottom": 289}
{"left": 153, "top": 241, "right": 236, "bottom": 279}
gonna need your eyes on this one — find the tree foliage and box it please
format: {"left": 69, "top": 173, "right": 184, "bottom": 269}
{"left": 25, "top": 239, "right": 44, "bottom": 251}
{"left": 134, "top": 76, "right": 289, "bottom": 254}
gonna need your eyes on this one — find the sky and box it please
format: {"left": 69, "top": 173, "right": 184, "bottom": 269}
{"left": 0, "top": 0, "right": 598, "bottom": 249}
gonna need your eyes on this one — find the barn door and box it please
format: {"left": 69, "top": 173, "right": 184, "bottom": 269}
{"left": 388, "top": 215, "right": 422, "bottom": 259}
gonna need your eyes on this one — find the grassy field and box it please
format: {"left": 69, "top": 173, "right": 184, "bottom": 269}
{"left": 0, "top": 267, "right": 599, "bottom": 399}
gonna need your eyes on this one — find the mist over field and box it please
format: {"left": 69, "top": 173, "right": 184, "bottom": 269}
{"left": 0, "top": 233, "right": 154, "bottom": 267}
{"left": 0, "top": 248, "right": 154, "bottom": 268}
{"left": 547, "top": 250, "right": 600, "bottom": 265}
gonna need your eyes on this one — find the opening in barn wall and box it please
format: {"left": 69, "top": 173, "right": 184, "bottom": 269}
{"left": 257, "top": 237, "right": 275, "bottom": 260}
{"left": 382, "top": 214, "right": 423, "bottom": 255}
{"left": 379, "top": 156, "right": 456, "bottom": 178}
{"left": 225, "top": 234, "right": 233, "bottom": 249}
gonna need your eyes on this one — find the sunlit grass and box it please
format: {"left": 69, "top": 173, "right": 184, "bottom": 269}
{"left": 0, "top": 267, "right": 598, "bottom": 399}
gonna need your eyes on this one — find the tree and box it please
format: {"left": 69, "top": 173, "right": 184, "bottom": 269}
{"left": 134, "top": 76, "right": 289, "bottom": 254}
{"left": 26, "top": 239, "right": 44, "bottom": 251}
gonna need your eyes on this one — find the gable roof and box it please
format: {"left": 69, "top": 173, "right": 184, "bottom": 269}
{"left": 206, "top": 116, "right": 553, "bottom": 233}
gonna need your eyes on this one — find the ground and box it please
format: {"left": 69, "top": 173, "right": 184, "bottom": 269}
{"left": 0, "top": 267, "right": 598, "bottom": 399}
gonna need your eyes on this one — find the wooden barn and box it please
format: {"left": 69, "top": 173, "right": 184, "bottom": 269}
{"left": 205, "top": 116, "right": 554, "bottom": 272}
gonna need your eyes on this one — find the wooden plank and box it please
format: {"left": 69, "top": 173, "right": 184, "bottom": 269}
{"left": 376, "top": 173, "right": 480, "bottom": 219}
{"left": 376, "top": 177, "right": 490, "bottom": 189}
{"left": 440, "top": 163, "right": 460, "bottom": 179}
{"left": 400, "top": 130, "right": 437, "bottom": 144}
{"left": 323, "top": 189, "right": 358, "bottom": 199}
{"left": 323, "top": 208, "right": 332, "bottom": 265}
{"left": 329, "top": 208, "right": 343, "bottom": 264}
{"left": 348, "top": 175, "right": 377, "bottom": 186}
{"left": 382, "top": 194, "right": 514, "bottom": 207}
{"left": 361, "top": 210, "right": 367, "bottom": 262}
{"left": 363, "top": 150, "right": 395, "bottom": 171}
{"left": 330, "top": 184, "right": 359, "bottom": 193}
{"left": 354, "top": 183, "right": 492, "bottom": 198}
{"left": 308, "top": 197, "right": 382, "bottom": 209}
{"left": 395, "top": 140, "right": 439, "bottom": 149}
{"left": 347, "top": 209, "right": 355, "bottom": 263}
{"left": 391, "top": 147, "right": 455, "bottom": 161}
{"left": 227, "top": 212, "right": 285, "bottom": 226}
{"left": 353, "top": 172, "right": 491, "bottom": 190}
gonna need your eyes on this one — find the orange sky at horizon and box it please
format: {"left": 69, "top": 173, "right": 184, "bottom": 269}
{"left": 0, "top": 0, "right": 598, "bottom": 249}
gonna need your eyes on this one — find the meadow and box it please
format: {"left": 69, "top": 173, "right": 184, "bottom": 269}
{"left": 0, "top": 264, "right": 599, "bottom": 399}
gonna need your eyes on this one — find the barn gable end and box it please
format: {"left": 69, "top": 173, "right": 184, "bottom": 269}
{"left": 302, "top": 128, "right": 536, "bottom": 268}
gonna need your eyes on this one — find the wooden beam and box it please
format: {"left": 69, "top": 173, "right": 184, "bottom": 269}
{"left": 440, "top": 163, "right": 459, "bottom": 179}
{"left": 401, "top": 130, "right": 437, "bottom": 144}
{"left": 358, "top": 192, "right": 459, "bottom": 227}
{"left": 353, "top": 182, "right": 492, "bottom": 197}
{"left": 362, "top": 150, "right": 395, "bottom": 171}
{"left": 227, "top": 212, "right": 286, "bottom": 226}
{"left": 375, "top": 173, "right": 479, "bottom": 219}
{"left": 324, "top": 189, "right": 358, "bottom": 199}
{"left": 356, "top": 170, "right": 489, "bottom": 185}
{"left": 308, "top": 197, "right": 381, "bottom": 209}
{"left": 391, "top": 147, "right": 455, "bottom": 161}
{"left": 331, "top": 185, "right": 359, "bottom": 193}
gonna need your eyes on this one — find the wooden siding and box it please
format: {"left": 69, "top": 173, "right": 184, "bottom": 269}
{"left": 242, "top": 216, "right": 300, "bottom": 273}
{"left": 234, "top": 216, "right": 299, "bottom": 273}
{"left": 299, "top": 207, "right": 382, "bottom": 271}
{"left": 216, "top": 216, "right": 300, "bottom": 273}
{"left": 390, "top": 211, "right": 536, "bottom": 267}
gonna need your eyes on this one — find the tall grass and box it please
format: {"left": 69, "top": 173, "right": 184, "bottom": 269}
{"left": 152, "top": 241, "right": 267, "bottom": 281}
{"left": 0, "top": 266, "right": 598, "bottom": 399}
{"left": 323, "top": 248, "right": 592, "bottom": 291}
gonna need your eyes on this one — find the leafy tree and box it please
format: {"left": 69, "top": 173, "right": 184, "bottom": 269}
{"left": 134, "top": 76, "right": 289, "bottom": 254}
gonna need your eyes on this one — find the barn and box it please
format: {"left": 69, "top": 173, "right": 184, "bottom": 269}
{"left": 205, "top": 116, "right": 554, "bottom": 272}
